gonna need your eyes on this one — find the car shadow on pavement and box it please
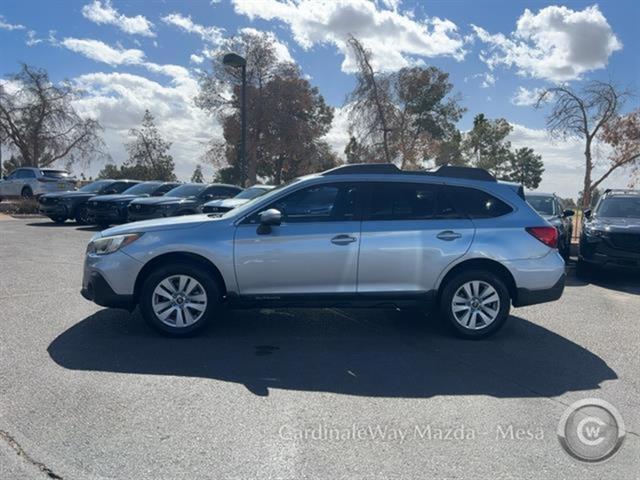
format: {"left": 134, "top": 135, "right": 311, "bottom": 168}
{"left": 565, "top": 258, "right": 640, "bottom": 295}
{"left": 48, "top": 307, "right": 617, "bottom": 398}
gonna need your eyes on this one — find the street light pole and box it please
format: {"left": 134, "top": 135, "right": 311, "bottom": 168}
{"left": 222, "top": 53, "right": 248, "bottom": 187}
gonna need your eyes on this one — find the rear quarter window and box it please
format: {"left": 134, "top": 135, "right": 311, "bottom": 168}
{"left": 445, "top": 186, "right": 513, "bottom": 219}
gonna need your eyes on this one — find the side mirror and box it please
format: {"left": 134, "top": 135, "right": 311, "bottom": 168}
{"left": 257, "top": 208, "right": 281, "bottom": 234}
{"left": 563, "top": 209, "right": 575, "bottom": 218}
{"left": 583, "top": 209, "right": 592, "bottom": 219}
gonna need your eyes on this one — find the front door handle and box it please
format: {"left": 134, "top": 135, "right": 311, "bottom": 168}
{"left": 436, "top": 230, "right": 462, "bottom": 241}
{"left": 331, "top": 234, "right": 357, "bottom": 245}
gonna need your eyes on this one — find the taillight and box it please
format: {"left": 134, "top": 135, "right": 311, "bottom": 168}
{"left": 526, "top": 226, "right": 558, "bottom": 249}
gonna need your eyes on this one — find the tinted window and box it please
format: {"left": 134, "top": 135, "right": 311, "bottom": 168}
{"left": 235, "top": 187, "right": 271, "bottom": 200}
{"left": 101, "top": 182, "right": 136, "bottom": 194}
{"left": 264, "top": 183, "right": 360, "bottom": 223}
{"left": 18, "top": 169, "right": 36, "bottom": 179}
{"left": 79, "top": 181, "right": 113, "bottom": 193}
{"left": 526, "top": 195, "right": 556, "bottom": 215}
{"left": 201, "top": 186, "right": 236, "bottom": 199}
{"left": 154, "top": 183, "right": 179, "bottom": 196}
{"left": 41, "top": 170, "right": 70, "bottom": 179}
{"left": 367, "top": 183, "right": 460, "bottom": 220}
{"left": 596, "top": 197, "right": 640, "bottom": 218}
{"left": 121, "top": 182, "right": 161, "bottom": 195}
{"left": 165, "top": 184, "right": 207, "bottom": 198}
{"left": 447, "top": 186, "right": 513, "bottom": 218}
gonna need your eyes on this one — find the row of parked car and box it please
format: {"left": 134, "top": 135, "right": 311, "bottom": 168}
{"left": 35, "top": 178, "right": 274, "bottom": 226}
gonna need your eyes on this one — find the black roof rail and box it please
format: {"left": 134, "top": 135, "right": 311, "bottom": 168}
{"left": 322, "top": 163, "right": 401, "bottom": 175}
{"left": 604, "top": 188, "right": 639, "bottom": 195}
{"left": 321, "top": 163, "right": 496, "bottom": 182}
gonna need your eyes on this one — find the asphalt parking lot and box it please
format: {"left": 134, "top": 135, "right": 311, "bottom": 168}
{"left": 0, "top": 216, "right": 638, "bottom": 479}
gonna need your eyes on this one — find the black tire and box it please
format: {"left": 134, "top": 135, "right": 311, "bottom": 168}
{"left": 439, "top": 270, "right": 511, "bottom": 339}
{"left": 576, "top": 259, "right": 593, "bottom": 278}
{"left": 139, "top": 262, "right": 221, "bottom": 337}
{"left": 75, "top": 204, "right": 91, "bottom": 225}
{"left": 51, "top": 216, "right": 67, "bottom": 224}
{"left": 560, "top": 240, "right": 571, "bottom": 260}
{"left": 21, "top": 186, "right": 33, "bottom": 198}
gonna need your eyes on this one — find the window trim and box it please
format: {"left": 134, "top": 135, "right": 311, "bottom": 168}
{"left": 240, "top": 181, "right": 365, "bottom": 225}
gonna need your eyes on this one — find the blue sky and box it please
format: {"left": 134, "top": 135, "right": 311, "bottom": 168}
{"left": 1, "top": 0, "right": 638, "bottom": 198}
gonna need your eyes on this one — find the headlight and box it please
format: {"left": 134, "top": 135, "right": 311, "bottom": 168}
{"left": 583, "top": 225, "right": 605, "bottom": 238}
{"left": 86, "top": 233, "right": 143, "bottom": 255}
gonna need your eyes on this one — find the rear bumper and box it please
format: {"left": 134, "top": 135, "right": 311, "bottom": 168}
{"left": 513, "top": 274, "right": 565, "bottom": 307}
{"left": 81, "top": 272, "right": 134, "bottom": 309}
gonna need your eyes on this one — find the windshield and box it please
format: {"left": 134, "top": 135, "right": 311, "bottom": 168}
{"left": 121, "top": 182, "right": 161, "bottom": 195}
{"left": 164, "top": 184, "right": 207, "bottom": 198}
{"left": 596, "top": 197, "right": 640, "bottom": 218}
{"left": 221, "top": 179, "right": 303, "bottom": 219}
{"left": 526, "top": 196, "right": 555, "bottom": 215}
{"left": 79, "top": 181, "right": 113, "bottom": 193}
{"left": 234, "top": 186, "right": 272, "bottom": 200}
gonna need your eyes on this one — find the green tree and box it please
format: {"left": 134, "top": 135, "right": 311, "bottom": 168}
{"left": 122, "top": 110, "right": 176, "bottom": 181}
{"left": 504, "top": 147, "right": 544, "bottom": 189}
{"left": 434, "top": 130, "right": 466, "bottom": 167}
{"left": 463, "top": 114, "right": 513, "bottom": 177}
{"left": 197, "top": 31, "right": 333, "bottom": 185}
{"left": 191, "top": 164, "right": 204, "bottom": 183}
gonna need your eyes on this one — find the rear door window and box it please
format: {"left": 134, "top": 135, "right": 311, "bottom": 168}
{"left": 446, "top": 186, "right": 513, "bottom": 218}
{"left": 365, "top": 182, "right": 462, "bottom": 220}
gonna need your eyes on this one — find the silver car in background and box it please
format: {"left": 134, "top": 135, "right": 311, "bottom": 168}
{"left": 81, "top": 164, "right": 565, "bottom": 339}
{"left": 0, "top": 167, "right": 76, "bottom": 199}
{"left": 202, "top": 185, "right": 275, "bottom": 213}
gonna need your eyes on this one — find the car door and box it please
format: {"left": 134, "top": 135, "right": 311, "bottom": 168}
{"left": 0, "top": 170, "right": 19, "bottom": 196}
{"left": 357, "top": 182, "right": 474, "bottom": 294}
{"left": 234, "top": 182, "right": 362, "bottom": 295}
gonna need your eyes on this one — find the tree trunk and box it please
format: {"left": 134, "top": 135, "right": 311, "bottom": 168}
{"left": 582, "top": 138, "right": 593, "bottom": 209}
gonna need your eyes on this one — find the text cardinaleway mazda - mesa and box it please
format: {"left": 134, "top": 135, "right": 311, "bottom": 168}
{"left": 81, "top": 164, "right": 566, "bottom": 339}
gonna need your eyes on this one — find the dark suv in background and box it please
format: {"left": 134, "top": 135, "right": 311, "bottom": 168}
{"left": 87, "top": 181, "right": 180, "bottom": 227}
{"left": 525, "top": 193, "right": 574, "bottom": 258}
{"left": 579, "top": 189, "right": 640, "bottom": 270}
{"left": 39, "top": 179, "right": 139, "bottom": 224}
{"left": 127, "top": 183, "right": 242, "bottom": 221}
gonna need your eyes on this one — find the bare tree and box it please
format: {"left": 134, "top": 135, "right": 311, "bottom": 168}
{"left": 537, "top": 81, "right": 638, "bottom": 207}
{"left": 0, "top": 64, "right": 105, "bottom": 169}
{"left": 346, "top": 36, "right": 394, "bottom": 164}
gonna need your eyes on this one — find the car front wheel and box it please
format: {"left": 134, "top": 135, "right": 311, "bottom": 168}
{"left": 439, "top": 270, "right": 510, "bottom": 339}
{"left": 139, "top": 263, "right": 221, "bottom": 336}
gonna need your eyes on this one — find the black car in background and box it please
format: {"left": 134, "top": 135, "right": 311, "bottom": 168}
{"left": 525, "top": 193, "right": 574, "bottom": 258}
{"left": 87, "top": 181, "right": 180, "bottom": 227}
{"left": 38, "top": 179, "right": 140, "bottom": 224}
{"left": 128, "top": 183, "right": 242, "bottom": 221}
{"left": 579, "top": 189, "right": 640, "bottom": 270}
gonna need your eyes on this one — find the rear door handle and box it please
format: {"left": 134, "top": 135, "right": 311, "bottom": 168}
{"left": 436, "top": 230, "right": 462, "bottom": 241}
{"left": 331, "top": 234, "right": 357, "bottom": 245}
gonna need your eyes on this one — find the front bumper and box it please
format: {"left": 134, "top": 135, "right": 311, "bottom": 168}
{"left": 580, "top": 234, "right": 640, "bottom": 269}
{"left": 39, "top": 204, "right": 69, "bottom": 217}
{"left": 81, "top": 272, "right": 134, "bottom": 309}
{"left": 88, "top": 206, "right": 127, "bottom": 224}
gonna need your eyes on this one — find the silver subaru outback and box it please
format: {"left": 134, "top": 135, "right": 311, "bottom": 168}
{"left": 81, "top": 164, "right": 565, "bottom": 339}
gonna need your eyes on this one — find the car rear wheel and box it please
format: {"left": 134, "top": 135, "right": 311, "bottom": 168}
{"left": 21, "top": 186, "right": 33, "bottom": 198}
{"left": 439, "top": 270, "right": 510, "bottom": 339}
{"left": 139, "top": 263, "right": 221, "bottom": 336}
{"left": 75, "top": 205, "right": 91, "bottom": 225}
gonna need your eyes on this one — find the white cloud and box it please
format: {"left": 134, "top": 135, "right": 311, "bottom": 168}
{"left": 473, "top": 5, "right": 622, "bottom": 82}
{"left": 323, "top": 105, "right": 351, "bottom": 158}
{"left": 510, "top": 86, "right": 549, "bottom": 106}
{"left": 161, "top": 13, "right": 224, "bottom": 45}
{"left": 82, "top": 0, "right": 155, "bottom": 37}
{"left": 61, "top": 38, "right": 145, "bottom": 66}
{"left": 25, "top": 30, "right": 43, "bottom": 46}
{"left": 232, "top": 0, "right": 466, "bottom": 72}
{"left": 465, "top": 72, "right": 495, "bottom": 88}
{"left": 190, "top": 54, "right": 205, "bottom": 64}
{"left": 239, "top": 27, "right": 294, "bottom": 63}
{"left": 73, "top": 71, "right": 219, "bottom": 181}
{"left": 0, "top": 15, "right": 25, "bottom": 30}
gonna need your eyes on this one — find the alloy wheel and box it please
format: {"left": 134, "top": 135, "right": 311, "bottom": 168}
{"left": 451, "top": 280, "right": 500, "bottom": 330}
{"left": 152, "top": 275, "right": 208, "bottom": 328}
